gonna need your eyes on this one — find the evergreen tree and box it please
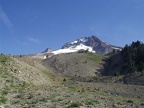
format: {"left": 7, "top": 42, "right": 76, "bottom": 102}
{"left": 121, "top": 41, "right": 144, "bottom": 73}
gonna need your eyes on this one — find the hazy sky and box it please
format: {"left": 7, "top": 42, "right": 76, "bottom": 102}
{"left": 0, "top": 0, "right": 144, "bottom": 55}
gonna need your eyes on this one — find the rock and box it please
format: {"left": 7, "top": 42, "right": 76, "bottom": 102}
{"left": 0, "top": 106, "right": 4, "bottom": 108}
{"left": 117, "top": 102, "right": 122, "bottom": 105}
{"left": 141, "top": 102, "right": 144, "bottom": 106}
{"left": 113, "top": 103, "right": 118, "bottom": 107}
{"left": 127, "top": 100, "right": 134, "bottom": 103}
{"left": 108, "top": 92, "right": 111, "bottom": 95}
{"left": 77, "top": 90, "right": 81, "bottom": 92}
{"left": 24, "top": 104, "right": 29, "bottom": 108}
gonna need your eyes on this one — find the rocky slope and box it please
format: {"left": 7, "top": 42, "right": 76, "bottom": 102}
{"left": 0, "top": 54, "right": 144, "bottom": 108}
{"left": 43, "top": 52, "right": 104, "bottom": 82}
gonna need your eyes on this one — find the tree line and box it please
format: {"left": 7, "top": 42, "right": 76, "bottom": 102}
{"left": 121, "top": 41, "right": 144, "bottom": 74}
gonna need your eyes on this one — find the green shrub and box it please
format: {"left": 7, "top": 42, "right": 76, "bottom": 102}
{"left": 87, "top": 53, "right": 103, "bottom": 63}
{"left": 0, "top": 55, "right": 11, "bottom": 64}
{"left": 0, "top": 96, "right": 7, "bottom": 104}
{"left": 114, "top": 72, "right": 120, "bottom": 77}
{"left": 1, "top": 90, "right": 8, "bottom": 95}
{"left": 81, "top": 88, "right": 85, "bottom": 93}
{"left": 63, "top": 78, "right": 66, "bottom": 82}
{"left": 70, "top": 102, "right": 82, "bottom": 107}
{"left": 40, "top": 98, "right": 48, "bottom": 102}
{"left": 58, "top": 98, "right": 63, "bottom": 101}
{"left": 87, "top": 99, "right": 99, "bottom": 105}
{"left": 140, "top": 71, "right": 144, "bottom": 76}
{"left": 82, "top": 60, "right": 87, "bottom": 63}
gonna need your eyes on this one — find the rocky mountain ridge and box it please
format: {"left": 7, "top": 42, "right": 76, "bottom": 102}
{"left": 62, "top": 35, "right": 122, "bottom": 54}
{"left": 41, "top": 48, "right": 53, "bottom": 53}
{"left": 42, "top": 36, "right": 122, "bottom": 56}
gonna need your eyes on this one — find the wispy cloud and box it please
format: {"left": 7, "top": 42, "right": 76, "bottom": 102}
{"left": 15, "top": 40, "right": 30, "bottom": 46}
{"left": 15, "top": 37, "right": 40, "bottom": 47}
{"left": 28, "top": 37, "right": 40, "bottom": 43}
{"left": 0, "top": 6, "right": 13, "bottom": 29}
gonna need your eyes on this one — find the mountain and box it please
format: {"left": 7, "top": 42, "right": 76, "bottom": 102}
{"left": 60, "top": 35, "right": 122, "bottom": 54}
{"left": 39, "top": 36, "right": 122, "bottom": 59}
{"left": 41, "top": 48, "right": 53, "bottom": 53}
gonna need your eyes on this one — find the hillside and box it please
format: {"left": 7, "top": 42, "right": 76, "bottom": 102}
{"left": 100, "top": 41, "right": 144, "bottom": 85}
{"left": 43, "top": 49, "right": 144, "bottom": 85}
{"left": 0, "top": 54, "right": 63, "bottom": 107}
{"left": 0, "top": 53, "right": 144, "bottom": 108}
{"left": 43, "top": 52, "right": 104, "bottom": 82}
{"left": 0, "top": 40, "right": 144, "bottom": 108}
{"left": 101, "top": 53, "right": 144, "bottom": 85}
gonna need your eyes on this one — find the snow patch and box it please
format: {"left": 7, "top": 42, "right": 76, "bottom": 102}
{"left": 70, "top": 40, "right": 78, "bottom": 44}
{"left": 52, "top": 44, "right": 95, "bottom": 55}
{"left": 106, "top": 43, "right": 110, "bottom": 45}
{"left": 111, "top": 47, "right": 122, "bottom": 50}
{"left": 69, "top": 37, "right": 88, "bottom": 45}
{"left": 52, "top": 49, "right": 77, "bottom": 55}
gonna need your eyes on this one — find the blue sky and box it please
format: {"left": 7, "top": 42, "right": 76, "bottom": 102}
{"left": 0, "top": 0, "right": 144, "bottom": 55}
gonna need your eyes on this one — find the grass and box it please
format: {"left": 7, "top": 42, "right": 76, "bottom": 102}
{"left": 87, "top": 53, "right": 103, "bottom": 63}
{"left": 58, "top": 98, "right": 63, "bottom": 101}
{"left": 40, "top": 95, "right": 56, "bottom": 102}
{"left": 59, "top": 99, "right": 69, "bottom": 105}
{"left": 0, "top": 68, "right": 10, "bottom": 77}
{"left": 68, "top": 86, "right": 77, "bottom": 91}
{"left": 40, "top": 97, "right": 48, "bottom": 102}
{"left": 87, "top": 99, "right": 99, "bottom": 105}
{"left": 0, "top": 54, "right": 12, "bottom": 64}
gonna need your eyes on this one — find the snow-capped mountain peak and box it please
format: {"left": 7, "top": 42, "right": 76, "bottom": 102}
{"left": 41, "top": 35, "right": 122, "bottom": 56}
{"left": 62, "top": 37, "right": 88, "bottom": 49}
{"left": 52, "top": 44, "right": 95, "bottom": 55}
{"left": 61, "top": 35, "right": 122, "bottom": 54}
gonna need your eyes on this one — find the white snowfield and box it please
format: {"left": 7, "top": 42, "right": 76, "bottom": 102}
{"left": 52, "top": 45, "right": 121, "bottom": 55}
{"left": 52, "top": 44, "right": 95, "bottom": 55}
{"left": 69, "top": 37, "right": 87, "bottom": 44}
{"left": 111, "top": 47, "right": 122, "bottom": 51}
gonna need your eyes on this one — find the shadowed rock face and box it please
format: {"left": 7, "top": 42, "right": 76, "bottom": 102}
{"left": 86, "top": 36, "right": 116, "bottom": 54}
{"left": 62, "top": 36, "right": 122, "bottom": 54}
{"left": 42, "top": 48, "right": 53, "bottom": 53}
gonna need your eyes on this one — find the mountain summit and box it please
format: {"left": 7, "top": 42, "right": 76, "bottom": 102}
{"left": 61, "top": 35, "right": 122, "bottom": 54}
{"left": 42, "top": 48, "right": 53, "bottom": 53}
{"left": 41, "top": 36, "right": 122, "bottom": 55}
